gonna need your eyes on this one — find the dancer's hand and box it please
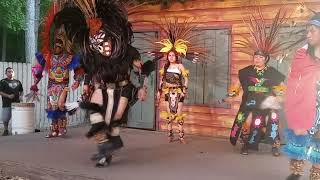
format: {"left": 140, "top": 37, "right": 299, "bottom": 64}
{"left": 65, "top": 102, "right": 79, "bottom": 112}
{"left": 138, "top": 86, "right": 147, "bottom": 101}
{"left": 83, "top": 85, "right": 89, "bottom": 94}
{"left": 71, "top": 81, "right": 80, "bottom": 91}
{"left": 156, "top": 91, "right": 161, "bottom": 106}
{"left": 133, "top": 60, "right": 143, "bottom": 70}
{"left": 30, "top": 84, "right": 39, "bottom": 92}
{"left": 223, "top": 97, "right": 232, "bottom": 104}
{"left": 183, "top": 90, "right": 188, "bottom": 98}
{"left": 7, "top": 94, "right": 14, "bottom": 99}
{"left": 192, "top": 52, "right": 199, "bottom": 63}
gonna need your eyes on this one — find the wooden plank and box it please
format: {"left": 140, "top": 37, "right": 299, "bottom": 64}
{"left": 41, "top": 74, "right": 48, "bottom": 128}
{"left": 130, "top": 0, "right": 320, "bottom": 12}
{"left": 22, "top": 63, "right": 28, "bottom": 100}
{"left": 0, "top": 62, "right": 4, "bottom": 107}
{"left": 17, "top": 62, "right": 23, "bottom": 96}
{"left": 12, "top": 63, "right": 17, "bottom": 81}
{"left": 158, "top": 121, "right": 230, "bottom": 137}
{"left": 0, "top": 62, "right": 4, "bottom": 80}
{"left": 181, "top": 58, "right": 196, "bottom": 104}
{"left": 69, "top": 71, "right": 75, "bottom": 125}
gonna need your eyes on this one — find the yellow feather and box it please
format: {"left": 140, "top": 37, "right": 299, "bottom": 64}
{"left": 174, "top": 39, "right": 189, "bottom": 56}
{"left": 155, "top": 39, "right": 173, "bottom": 53}
{"left": 181, "top": 69, "right": 189, "bottom": 78}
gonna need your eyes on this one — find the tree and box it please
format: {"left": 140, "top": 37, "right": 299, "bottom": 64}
{"left": 0, "top": 0, "right": 51, "bottom": 62}
{"left": 0, "top": 0, "right": 26, "bottom": 31}
{"left": 0, "top": 0, "right": 25, "bottom": 61}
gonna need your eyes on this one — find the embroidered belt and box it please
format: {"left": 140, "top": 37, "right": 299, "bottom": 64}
{"left": 248, "top": 86, "right": 269, "bottom": 93}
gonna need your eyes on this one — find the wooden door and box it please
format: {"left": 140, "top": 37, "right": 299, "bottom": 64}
{"left": 127, "top": 32, "right": 157, "bottom": 130}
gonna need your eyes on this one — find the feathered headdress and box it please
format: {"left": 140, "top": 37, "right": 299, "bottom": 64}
{"left": 40, "top": 1, "right": 74, "bottom": 70}
{"left": 234, "top": 6, "right": 299, "bottom": 60}
{"left": 60, "top": 0, "right": 133, "bottom": 60}
{"left": 148, "top": 18, "right": 207, "bottom": 63}
{"left": 40, "top": 3, "right": 58, "bottom": 69}
{"left": 73, "top": 0, "right": 101, "bottom": 36}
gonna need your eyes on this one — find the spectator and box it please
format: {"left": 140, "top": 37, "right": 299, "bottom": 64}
{"left": 0, "top": 67, "right": 23, "bottom": 136}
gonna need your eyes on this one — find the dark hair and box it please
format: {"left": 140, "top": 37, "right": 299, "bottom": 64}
{"left": 164, "top": 51, "right": 180, "bottom": 74}
{"left": 163, "top": 51, "right": 183, "bottom": 86}
{"left": 5, "top": 67, "right": 13, "bottom": 73}
{"left": 254, "top": 50, "right": 270, "bottom": 64}
{"left": 307, "top": 13, "right": 320, "bottom": 58}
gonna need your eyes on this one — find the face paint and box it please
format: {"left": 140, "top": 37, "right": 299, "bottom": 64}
{"left": 89, "top": 30, "right": 112, "bottom": 57}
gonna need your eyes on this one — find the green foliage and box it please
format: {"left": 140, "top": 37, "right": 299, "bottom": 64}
{"left": 39, "top": 0, "right": 52, "bottom": 24}
{"left": 0, "top": 0, "right": 51, "bottom": 62}
{"left": 0, "top": 0, "right": 51, "bottom": 31}
{"left": 0, "top": 0, "right": 26, "bottom": 31}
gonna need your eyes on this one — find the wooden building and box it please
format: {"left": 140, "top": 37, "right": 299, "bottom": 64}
{"left": 126, "top": 0, "right": 319, "bottom": 138}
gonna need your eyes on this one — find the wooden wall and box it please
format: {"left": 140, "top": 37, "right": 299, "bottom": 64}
{"left": 130, "top": 0, "right": 320, "bottom": 137}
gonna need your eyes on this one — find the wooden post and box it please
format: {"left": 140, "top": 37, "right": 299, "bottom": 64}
{"left": 34, "top": 0, "right": 40, "bottom": 51}
{"left": 25, "top": 0, "right": 36, "bottom": 63}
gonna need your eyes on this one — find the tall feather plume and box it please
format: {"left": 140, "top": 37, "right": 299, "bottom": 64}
{"left": 234, "top": 6, "right": 294, "bottom": 59}
{"left": 40, "top": 2, "right": 60, "bottom": 70}
{"left": 73, "top": 0, "right": 96, "bottom": 18}
{"left": 141, "top": 17, "right": 208, "bottom": 63}
{"left": 125, "top": 0, "right": 149, "bottom": 16}
{"left": 56, "top": 0, "right": 69, "bottom": 10}
{"left": 73, "top": 0, "right": 103, "bottom": 36}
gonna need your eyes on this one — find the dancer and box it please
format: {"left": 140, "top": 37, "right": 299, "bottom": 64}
{"left": 27, "top": 2, "right": 84, "bottom": 138}
{"left": 158, "top": 50, "right": 189, "bottom": 144}
{"left": 154, "top": 18, "right": 206, "bottom": 144}
{"left": 57, "top": 0, "right": 154, "bottom": 167}
{"left": 283, "top": 13, "right": 320, "bottom": 180}
{"left": 228, "top": 7, "right": 292, "bottom": 156}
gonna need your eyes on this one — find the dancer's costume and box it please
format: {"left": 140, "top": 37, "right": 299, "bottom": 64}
{"left": 26, "top": 2, "right": 84, "bottom": 138}
{"left": 151, "top": 18, "right": 206, "bottom": 142}
{"left": 283, "top": 16, "right": 320, "bottom": 179}
{"left": 55, "top": 0, "right": 154, "bottom": 167}
{"left": 229, "top": 7, "right": 293, "bottom": 154}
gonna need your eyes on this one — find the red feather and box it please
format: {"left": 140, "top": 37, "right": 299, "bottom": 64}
{"left": 40, "top": 2, "right": 59, "bottom": 71}
{"left": 233, "top": 6, "right": 296, "bottom": 60}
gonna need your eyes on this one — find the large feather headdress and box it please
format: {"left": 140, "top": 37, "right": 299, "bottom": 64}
{"left": 73, "top": 0, "right": 101, "bottom": 36}
{"left": 39, "top": 0, "right": 73, "bottom": 70}
{"left": 73, "top": 0, "right": 144, "bottom": 36}
{"left": 234, "top": 6, "right": 299, "bottom": 60}
{"left": 149, "top": 18, "right": 207, "bottom": 63}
